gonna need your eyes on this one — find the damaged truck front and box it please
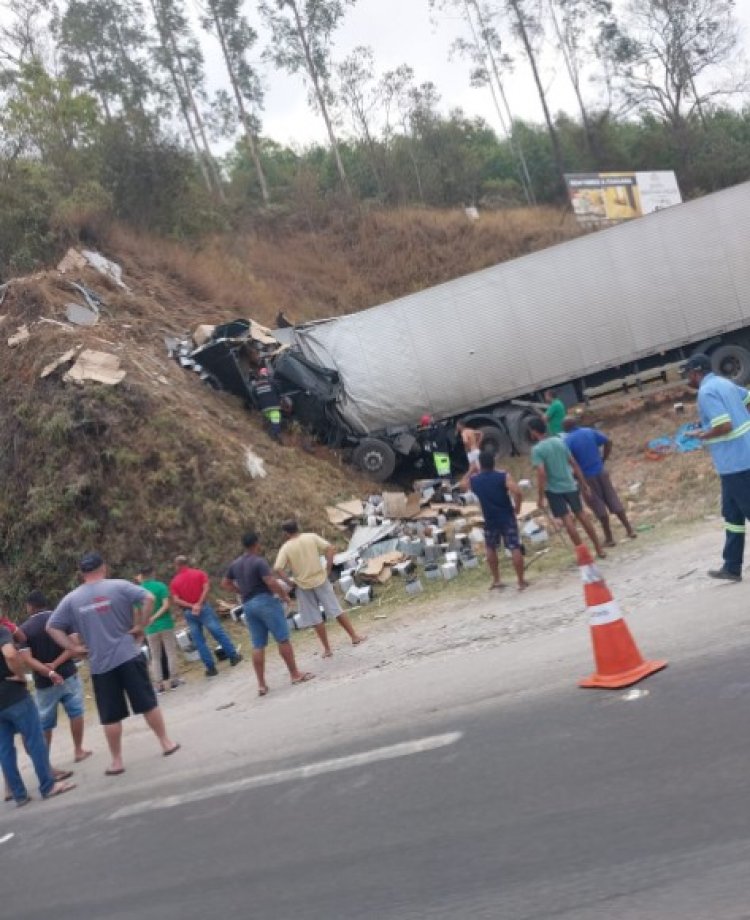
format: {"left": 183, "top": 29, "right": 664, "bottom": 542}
{"left": 178, "top": 319, "right": 420, "bottom": 479}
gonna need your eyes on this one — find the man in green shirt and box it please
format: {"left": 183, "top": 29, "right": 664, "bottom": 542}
{"left": 136, "top": 566, "right": 180, "bottom": 693}
{"left": 544, "top": 389, "right": 566, "bottom": 436}
{"left": 528, "top": 416, "right": 606, "bottom": 559}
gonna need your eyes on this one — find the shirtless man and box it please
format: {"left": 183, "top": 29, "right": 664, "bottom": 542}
{"left": 457, "top": 420, "right": 483, "bottom": 474}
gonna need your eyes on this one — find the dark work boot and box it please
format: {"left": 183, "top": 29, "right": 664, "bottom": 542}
{"left": 707, "top": 568, "right": 742, "bottom": 582}
{"left": 205, "top": 666, "right": 219, "bottom": 678}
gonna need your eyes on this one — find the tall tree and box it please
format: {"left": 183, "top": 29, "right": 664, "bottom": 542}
{"left": 148, "top": 0, "right": 225, "bottom": 199}
{"left": 505, "top": 0, "right": 566, "bottom": 192}
{"left": 56, "top": 0, "right": 157, "bottom": 125}
{"left": 432, "top": 0, "right": 536, "bottom": 203}
{"left": 600, "top": 0, "right": 747, "bottom": 129}
{"left": 200, "top": 0, "right": 270, "bottom": 205}
{"left": 259, "top": 0, "right": 355, "bottom": 195}
{"left": 546, "top": 0, "right": 610, "bottom": 162}
{"left": 334, "top": 46, "right": 384, "bottom": 194}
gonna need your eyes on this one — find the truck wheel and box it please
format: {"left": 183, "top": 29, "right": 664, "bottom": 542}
{"left": 711, "top": 345, "right": 750, "bottom": 386}
{"left": 352, "top": 438, "right": 397, "bottom": 481}
{"left": 505, "top": 409, "right": 539, "bottom": 456}
{"left": 479, "top": 425, "right": 513, "bottom": 458}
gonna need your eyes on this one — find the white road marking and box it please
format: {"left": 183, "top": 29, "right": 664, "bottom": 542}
{"left": 109, "top": 731, "right": 463, "bottom": 821}
{"left": 0, "top": 833, "right": 14, "bottom": 844}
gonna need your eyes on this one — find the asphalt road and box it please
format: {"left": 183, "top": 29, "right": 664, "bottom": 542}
{"left": 4, "top": 639, "right": 750, "bottom": 920}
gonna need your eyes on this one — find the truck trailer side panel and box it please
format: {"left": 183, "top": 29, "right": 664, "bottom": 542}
{"left": 294, "top": 182, "right": 750, "bottom": 434}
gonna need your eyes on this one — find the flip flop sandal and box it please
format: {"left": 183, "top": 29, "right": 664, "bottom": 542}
{"left": 53, "top": 770, "right": 74, "bottom": 782}
{"left": 44, "top": 783, "right": 76, "bottom": 800}
{"left": 292, "top": 673, "right": 315, "bottom": 685}
{"left": 163, "top": 743, "right": 181, "bottom": 757}
{"left": 16, "top": 796, "right": 32, "bottom": 808}
{"left": 105, "top": 768, "right": 126, "bottom": 776}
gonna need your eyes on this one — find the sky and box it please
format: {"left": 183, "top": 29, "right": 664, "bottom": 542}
{"left": 197, "top": 0, "right": 750, "bottom": 150}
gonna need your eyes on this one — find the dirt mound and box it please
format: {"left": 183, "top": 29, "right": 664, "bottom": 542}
{"left": 0, "top": 260, "right": 367, "bottom": 607}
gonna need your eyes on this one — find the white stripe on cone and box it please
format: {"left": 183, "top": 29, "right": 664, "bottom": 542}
{"left": 588, "top": 600, "right": 623, "bottom": 626}
{"left": 580, "top": 563, "right": 603, "bottom": 584}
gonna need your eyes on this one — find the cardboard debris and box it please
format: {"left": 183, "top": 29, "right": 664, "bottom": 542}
{"left": 7, "top": 325, "right": 30, "bottom": 348}
{"left": 64, "top": 349, "right": 126, "bottom": 385}
{"left": 40, "top": 348, "right": 79, "bottom": 379}
{"left": 326, "top": 506, "right": 356, "bottom": 526}
{"left": 382, "top": 492, "right": 421, "bottom": 519}
{"left": 57, "top": 248, "right": 88, "bottom": 274}
{"left": 334, "top": 522, "right": 399, "bottom": 566}
{"left": 335, "top": 499, "right": 365, "bottom": 518}
{"left": 249, "top": 320, "right": 278, "bottom": 346}
{"left": 360, "top": 551, "right": 406, "bottom": 578}
{"left": 244, "top": 447, "right": 267, "bottom": 479}
{"left": 192, "top": 324, "right": 216, "bottom": 347}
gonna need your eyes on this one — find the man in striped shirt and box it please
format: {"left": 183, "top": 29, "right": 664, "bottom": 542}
{"left": 685, "top": 353, "right": 750, "bottom": 581}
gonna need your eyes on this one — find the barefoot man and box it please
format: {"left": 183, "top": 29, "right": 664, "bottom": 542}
{"left": 274, "top": 521, "right": 365, "bottom": 658}
{"left": 47, "top": 552, "right": 180, "bottom": 776}
{"left": 223, "top": 532, "right": 314, "bottom": 697}
{"left": 461, "top": 451, "right": 529, "bottom": 591}
{"left": 457, "top": 420, "right": 483, "bottom": 474}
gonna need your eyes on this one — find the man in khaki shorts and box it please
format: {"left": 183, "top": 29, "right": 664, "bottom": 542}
{"left": 273, "top": 521, "right": 365, "bottom": 658}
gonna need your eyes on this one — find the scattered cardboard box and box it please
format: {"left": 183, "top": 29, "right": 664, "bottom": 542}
{"left": 64, "top": 349, "right": 126, "bottom": 385}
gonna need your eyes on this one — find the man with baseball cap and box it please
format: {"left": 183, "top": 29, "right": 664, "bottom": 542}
{"left": 684, "top": 353, "right": 750, "bottom": 581}
{"left": 47, "top": 552, "right": 180, "bottom": 775}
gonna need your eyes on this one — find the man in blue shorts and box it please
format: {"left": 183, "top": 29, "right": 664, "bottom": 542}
{"left": 18, "top": 590, "right": 92, "bottom": 766}
{"left": 461, "top": 451, "right": 529, "bottom": 591}
{"left": 223, "top": 533, "right": 314, "bottom": 697}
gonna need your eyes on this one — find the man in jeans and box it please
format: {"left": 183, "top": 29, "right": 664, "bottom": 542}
{"left": 48, "top": 552, "right": 180, "bottom": 776}
{"left": 222, "top": 533, "right": 313, "bottom": 696}
{"left": 170, "top": 555, "right": 242, "bottom": 677}
{"left": 18, "top": 589, "right": 91, "bottom": 765}
{"left": 0, "top": 623, "right": 75, "bottom": 805}
{"left": 274, "top": 520, "right": 365, "bottom": 658}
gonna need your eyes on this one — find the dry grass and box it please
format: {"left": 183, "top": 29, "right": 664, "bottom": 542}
{"left": 104, "top": 204, "right": 581, "bottom": 328}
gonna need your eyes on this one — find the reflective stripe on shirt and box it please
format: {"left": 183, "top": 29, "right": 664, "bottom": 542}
{"left": 697, "top": 373, "right": 750, "bottom": 474}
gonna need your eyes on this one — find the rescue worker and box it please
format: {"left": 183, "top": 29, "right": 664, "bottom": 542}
{"left": 685, "top": 353, "right": 750, "bottom": 581}
{"left": 252, "top": 367, "right": 282, "bottom": 442}
{"left": 419, "top": 414, "right": 452, "bottom": 479}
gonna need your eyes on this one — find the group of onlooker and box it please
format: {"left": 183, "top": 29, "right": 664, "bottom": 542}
{"left": 0, "top": 519, "right": 367, "bottom": 808}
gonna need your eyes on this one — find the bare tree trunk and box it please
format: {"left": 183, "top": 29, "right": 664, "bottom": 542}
{"left": 546, "top": 0, "right": 599, "bottom": 165}
{"left": 466, "top": 0, "right": 535, "bottom": 204}
{"left": 147, "top": 0, "right": 213, "bottom": 193}
{"left": 507, "top": 0, "right": 566, "bottom": 193}
{"left": 211, "top": 8, "right": 271, "bottom": 205}
{"left": 167, "top": 30, "right": 227, "bottom": 203}
{"left": 85, "top": 49, "right": 113, "bottom": 122}
{"left": 288, "top": 0, "right": 351, "bottom": 195}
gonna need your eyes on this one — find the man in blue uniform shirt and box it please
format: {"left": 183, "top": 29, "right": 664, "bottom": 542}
{"left": 685, "top": 353, "right": 750, "bottom": 581}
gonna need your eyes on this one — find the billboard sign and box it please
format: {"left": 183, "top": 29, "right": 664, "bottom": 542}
{"left": 565, "top": 171, "right": 682, "bottom": 225}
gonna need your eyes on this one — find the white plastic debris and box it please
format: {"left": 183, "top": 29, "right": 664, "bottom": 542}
{"left": 81, "top": 250, "right": 129, "bottom": 291}
{"left": 244, "top": 447, "right": 267, "bottom": 479}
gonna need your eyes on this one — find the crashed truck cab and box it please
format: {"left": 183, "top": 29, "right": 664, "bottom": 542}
{"left": 173, "top": 318, "right": 420, "bottom": 480}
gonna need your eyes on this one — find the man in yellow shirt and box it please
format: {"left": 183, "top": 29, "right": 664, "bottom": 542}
{"left": 274, "top": 521, "right": 365, "bottom": 657}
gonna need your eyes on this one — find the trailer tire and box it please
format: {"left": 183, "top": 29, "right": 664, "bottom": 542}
{"left": 711, "top": 344, "right": 750, "bottom": 386}
{"left": 505, "top": 409, "right": 539, "bottom": 455}
{"left": 479, "top": 425, "right": 513, "bottom": 459}
{"left": 352, "top": 438, "right": 397, "bottom": 482}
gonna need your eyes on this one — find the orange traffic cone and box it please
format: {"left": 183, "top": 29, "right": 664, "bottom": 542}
{"left": 577, "top": 544, "right": 667, "bottom": 689}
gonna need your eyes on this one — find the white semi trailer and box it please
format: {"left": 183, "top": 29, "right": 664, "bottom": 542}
{"left": 278, "top": 181, "right": 750, "bottom": 479}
